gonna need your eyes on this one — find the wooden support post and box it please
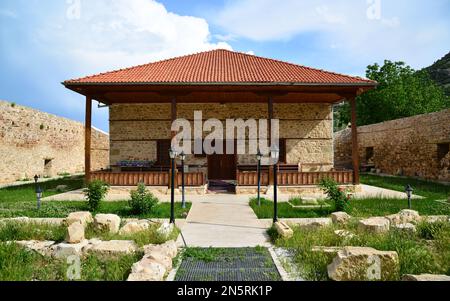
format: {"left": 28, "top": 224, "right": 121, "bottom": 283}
{"left": 268, "top": 97, "right": 274, "bottom": 185}
{"left": 170, "top": 98, "right": 178, "bottom": 188}
{"left": 85, "top": 96, "right": 92, "bottom": 184}
{"left": 350, "top": 96, "right": 360, "bottom": 184}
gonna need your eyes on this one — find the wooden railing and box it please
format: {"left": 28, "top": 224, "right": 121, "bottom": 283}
{"left": 177, "top": 172, "right": 206, "bottom": 186}
{"left": 237, "top": 170, "right": 353, "bottom": 186}
{"left": 91, "top": 171, "right": 206, "bottom": 186}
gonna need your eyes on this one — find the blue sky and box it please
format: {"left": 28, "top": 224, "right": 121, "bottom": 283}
{"left": 1, "top": 0, "right": 449, "bottom": 132}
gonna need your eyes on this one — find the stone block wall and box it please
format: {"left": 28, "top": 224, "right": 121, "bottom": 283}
{"left": 0, "top": 100, "right": 109, "bottom": 184}
{"left": 109, "top": 103, "right": 334, "bottom": 175}
{"left": 334, "top": 109, "right": 450, "bottom": 182}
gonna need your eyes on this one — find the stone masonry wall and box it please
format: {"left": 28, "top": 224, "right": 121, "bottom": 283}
{"left": 0, "top": 100, "right": 109, "bottom": 184}
{"left": 334, "top": 109, "right": 450, "bottom": 182}
{"left": 109, "top": 103, "right": 334, "bottom": 175}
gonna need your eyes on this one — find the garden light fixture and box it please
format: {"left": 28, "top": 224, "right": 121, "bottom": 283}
{"left": 405, "top": 184, "right": 413, "bottom": 209}
{"left": 180, "top": 151, "right": 186, "bottom": 209}
{"left": 271, "top": 145, "right": 280, "bottom": 223}
{"left": 256, "top": 149, "right": 262, "bottom": 206}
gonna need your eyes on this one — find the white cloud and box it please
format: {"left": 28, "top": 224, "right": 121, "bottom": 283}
{"left": 213, "top": 0, "right": 450, "bottom": 69}
{"left": 36, "top": 0, "right": 232, "bottom": 75}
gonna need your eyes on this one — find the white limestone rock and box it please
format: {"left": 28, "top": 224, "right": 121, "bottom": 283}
{"left": 402, "top": 274, "right": 450, "bottom": 281}
{"left": 66, "top": 221, "right": 85, "bottom": 244}
{"left": 327, "top": 247, "right": 399, "bottom": 281}
{"left": 119, "top": 220, "right": 150, "bottom": 235}
{"left": 65, "top": 212, "right": 93, "bottom": 227}
{"left": 94, "top": 214, "right": 121, "bottom": 234}
{"left": 358, "top": 217, "right": 390, "bottom": 233}
{"left": 331, "top": 212, "right": 351, "bottom": 225}
{"left": 88, "top": 240, "right": 138, "bottom": 256}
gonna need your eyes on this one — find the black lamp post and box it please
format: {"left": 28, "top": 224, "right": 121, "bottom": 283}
{"left": 34, "top": 175, "right": 42, "bottom": 210}
{"left": 405, "top": 184, "right": 413, "bottom": 209}
{"left": 256, "top": 150, "right": 263, "bottom": 206}
{"left": 180, "top": 151, "right": 186, "bottom": 209}
{"left": 271, "top": 145, "right": 280, "bottom": 223}
{"left": 169, "top": 148, "right": 178, "bottom": 224}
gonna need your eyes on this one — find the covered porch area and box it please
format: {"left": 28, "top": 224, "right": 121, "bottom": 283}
{"left": 63, "top": 49, "right": 376, "bottom": 193}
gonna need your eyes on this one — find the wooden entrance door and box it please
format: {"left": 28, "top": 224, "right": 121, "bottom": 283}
{"left": 208, "top": 154, "right": 237, "bottom": 180}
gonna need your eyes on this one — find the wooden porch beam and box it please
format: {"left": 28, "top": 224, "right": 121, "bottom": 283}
{"left": 170, "top": 98, "right": 178, "bottom": 188}
{"left": 85, "top": 96, "right": 92, "bottom": 183}
{"left": 268, "top": 96, "right": 274, "bottom": 185}
{"left": 350, "top": 96, "right": 360, "bottom": 185}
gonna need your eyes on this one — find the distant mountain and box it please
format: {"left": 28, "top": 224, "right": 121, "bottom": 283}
{"left": 425, "top": 51, "right": 450, "bottom": 96}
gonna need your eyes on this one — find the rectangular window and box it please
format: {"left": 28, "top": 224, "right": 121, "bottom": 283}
{"left": 366, "top": 147, "right": 374, "bottom": 163}
{"left": 156, "top": 140, "right": 171, "bottom": 166}
{"left": 437, "top": 143, "right": 450, "bottom": 162}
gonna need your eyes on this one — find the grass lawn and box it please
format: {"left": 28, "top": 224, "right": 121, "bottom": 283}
{"left": 0, "top": 242, "right": 141, "bottom": 281}
{"left": 360, "top": 173, "right": 450, "bottom": 200}
{"left": 250, "top": 174, "right": 450, "bottom": 219}
{"left": 0, "top": 219, "right": 181, "bottom": 281}
{"left": 250, "top": 198, "right": 334, "bottom": 219}
{"left": 0, "top": 176, "right": 84, "bottom": 203}
{"left": 271, "top": 220, "right": 450, "bottom": 281}
{"left": 0, "top": 177, "right": 191, "bottom": 219}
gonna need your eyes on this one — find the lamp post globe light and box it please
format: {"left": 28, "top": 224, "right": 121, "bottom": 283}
{"left": 180, "top": 151, "right": 186, "bottom": 209}
{"left": 271, "top": 145, "right": 280, "bottom": 224}
{"left": 256, "top": 149, "right": 263, "bottom": 206}
{"left": 405, "top": 184, "right": 413, "bottom": 209}
{"left": 169, "top": 148, "right": 179, "bottom": 224}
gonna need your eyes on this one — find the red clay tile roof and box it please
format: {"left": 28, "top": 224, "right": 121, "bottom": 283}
{"left": 64, "top": 49, "right": 376, "bottom": 86}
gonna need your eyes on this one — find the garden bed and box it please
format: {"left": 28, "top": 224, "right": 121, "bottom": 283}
{"left": 271, "top": 219, "right": 450, "bottom": 281}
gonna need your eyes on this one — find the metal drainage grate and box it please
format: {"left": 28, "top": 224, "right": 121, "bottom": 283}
{"left": 175, "top": 248, "right": 282, "bottom": 282}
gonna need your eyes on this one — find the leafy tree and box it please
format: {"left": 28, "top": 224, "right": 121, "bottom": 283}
{"left": 335, "top": 60, "right": 449, "bottom": 129}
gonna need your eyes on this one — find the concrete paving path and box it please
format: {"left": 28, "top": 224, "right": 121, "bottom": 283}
{"left": 176, "top": 194, "right": 271, "bottom": 248}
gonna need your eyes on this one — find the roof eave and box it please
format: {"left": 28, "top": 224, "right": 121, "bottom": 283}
{"left": 63, "top": 81, "right": 378, "bottom": 87}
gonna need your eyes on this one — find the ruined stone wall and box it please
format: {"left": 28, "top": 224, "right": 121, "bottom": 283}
{"left": 0, "top": 100, "right": 109, "bottom": 184}
{"left": 109, "top": 103, "right": 334, "bottom": 174}
{"left": 334, "top": 109, "right": 450, "bottom": 182}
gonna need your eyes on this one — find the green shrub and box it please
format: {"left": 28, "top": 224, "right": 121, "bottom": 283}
{"left": 128, "top": 183, "right": 158, "bottom": 215}
{"left": 319, "top": 178, "right": 349, "bottom": 212}
{"left": 84, "top": 180, "right": 109, "bottom": 212}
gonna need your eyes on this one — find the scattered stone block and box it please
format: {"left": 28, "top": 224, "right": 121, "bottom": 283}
{"left": 274, "top": 221, "right": 294, "bottom": 238}
{"left": 299, "top": 198, "right": 319, "bottom": 205}
{"left": 402, "top": 274, "right": 450, "bottom": 281}
{"left": 327, "top": 247, "right": 399, "bottom": 281}
{"left": 65, "top": 212, "right": 93, "bottom": 227}
{"left": 289, "top": 218, "right": 332, "bottom": 230}
{"left": 128, "top": 260, "right": 166, "bottom": 281}
{"left": 88, "top": 240, "right": 138, "bottom": 256}
{"left": 119, "top": 220, "right": 150, "bottom": 235}
{"left": 144, "top": 240, "right": 178, "bottom": 259}
{"left": 94, "top": 214, "right": 121, "bottom": 234}
{"left": 56, "top": 185, "right": 69, "bottom": 192}
{"left": 334, "top": 230, "right": 356, "bottom": 239}
{"left": 311, "top": 246, "right": 343, "bottom": 255}
{"left": 392, "top": 223, "right": 416, "bottom": 234}
{"left": 52, "top": 240, "right": 89, "bottom": 259}
{"left": 15, "top": 240, "right": 55, "bottom": 256}
{"left": 143, "top": 252, "right": 173, "bottom": 271}
{"left": 331, "top": 212, "right": 351, "bottom": 225}
{"left": 358, "top": 217, "right": 390, "bottom": 233}
{"left": 156, "top": 222, "right": 174, "bottom": 239}
{"left": 66, "top": 221, "right": 85, "bottom": 244}
{"left": 422, "top": 215, "right": 450, "bottom": 224}
{"left": 386, "top": 209, "right": 421, "bottom": 226}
